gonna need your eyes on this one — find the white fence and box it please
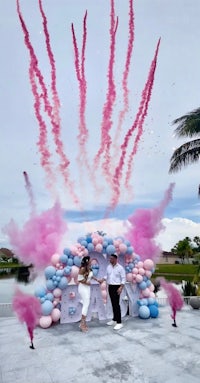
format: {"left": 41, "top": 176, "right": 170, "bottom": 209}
{"left": 0, "top": 297, "right": 197, "bottom": 318}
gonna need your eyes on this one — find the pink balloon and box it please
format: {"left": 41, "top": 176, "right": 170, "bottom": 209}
{"left": 51, "top": 253, "right": 60, "bottom": 266}
{"left": 142, "top": 288, "right": 150, "bottom": 297}
{"left": 137, "top": 261, "right": 144, "bottom": 268}
{"left": 83, "top": 248, "right": 89, "bottom": 256}
{"left": 39, "top": 315, "right": 52, "bottom": 328}
{"left": 138, "top": 268, "right": 145, "bottom": 275}
{"left": 126, "top": 273, "right": 133, "bottom": 282}
{"left": 71, "top": 265, "right": 79, "bottom": 279}
{"left": 149, "top": 283, "right": 155, "bottom": 292}
{"left": 92, "top": 238, "right": 98, "bottom": 245}
{"left": 149, "top": 292, "right": 155, "bottom": 298}
{"left": 136, "top": 274, "right": 143, "bottom": 283}
{"left": 95, "top": 243, "right": 103, "bottom": 252}
{"left": 119, "top": 243, "right": 127, "bottom": 254}
{"left": 132, "top": 267, "right": 138, "bottom": 274}
{"left": 53, "top": 288, "right": 62, "bottom": 298}
{"left": 70, "top": 246, "right": 78, "bottom": 255}
{"left": 51, "top": 308, "right": 61, "bottom": 322}
{"left": 143, "top": 259, "right": 154, "bottom": 270}
{"left": 145, "top": 270, "right": 152, "bottom": 278}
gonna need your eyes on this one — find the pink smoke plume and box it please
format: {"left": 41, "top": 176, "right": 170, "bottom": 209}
{"left": 16, "top": 0, "right": 55, "bottom": 191}
{"left": 159, "top": 278, "right": 184, "bottom": 327}
{"left": 113, "top": 0, "right": 134, "bottom": 155}
{"left": 12, "top": 287, "right": 41, "bottom": 349}
{"left": 38, "top": 0, "right": 80, "bottom": 207}
{"left": 17, "top": 0, "right": 80, "bottom": 206}
{"left": 125, "top": 38, "right": 161, "bottom": 190}
{"left": 3, "top": 202, "right": 67, "bottom": 270}
{"left": 125, "top": 183, "right": 175, "bottom": 263}
{"left": 23, "top": 171, "right": 36, "bottom": 214}
{"left": 108, "top": 39, "right": 161, "bottom": 214}
{"left": 94, "top": 0, "right": 118, "bottom": 181}
{"left": 72, "top": 11, "right": 93, "bottom": 186}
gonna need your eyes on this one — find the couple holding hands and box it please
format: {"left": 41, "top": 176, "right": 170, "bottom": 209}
{"left": 78, "top": 254, "right": 126, "bottom": 332}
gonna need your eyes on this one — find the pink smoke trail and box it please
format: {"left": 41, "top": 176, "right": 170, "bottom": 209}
{"left": 113, "top": 0, "right": 134, "bottom": 155}
{"left": 159, "top": 278, "right": 184, "bottom": 327}
{"left": 93, "top": 0, "right": 118, "bottom": 180}
{"left": 16, "top": 0, "right": 55, "bottom": 191}
{"left": 23, "top": 171, "right": 36, "bottom": 214}
{"left": 38, "top": 0, "right": 80, "bottom": 207}
{"left": 71, "top": 12, "right": 93, "bottom": 184}
{"left": 3, "top": 202, "right": 67, "bottom": 270}
{"left": 125, "top": 38, "right": 161, "bottom": 189}
{"left": 12, "top": 287, "right": 41, "bottom": 349}
{"left": 107, "top": 39, "right": 160, "bottom": 213}
{"left": 17, "top": 0, "right": 79, "bottom": 206}
{"left": 124, "top": 183, "right": 175, "bottom": 263}
{"left": 38, "top": 0, "right": 60, "bottom": 124}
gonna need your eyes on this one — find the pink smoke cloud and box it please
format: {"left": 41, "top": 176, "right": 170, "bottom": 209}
{"left": 3, "top": 202, "right": 67, "bottom": 270}
{"left": 12, "top": 287, "right": 41, "bottom": 348}
{"left": 125, "top": 183, "right": 175, "bottom": 262}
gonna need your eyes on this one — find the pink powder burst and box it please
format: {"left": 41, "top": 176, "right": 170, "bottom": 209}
{"left": 3, "top": 202, "right": 67, "bottom": 270}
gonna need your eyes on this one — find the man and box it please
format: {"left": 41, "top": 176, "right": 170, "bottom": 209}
{"left": 100, "top": 253, "right": 126, "bottom": 330}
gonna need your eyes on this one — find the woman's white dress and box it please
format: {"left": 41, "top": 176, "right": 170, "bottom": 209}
{"left": 78, "top": 270, "right": 93, "bottom": 316}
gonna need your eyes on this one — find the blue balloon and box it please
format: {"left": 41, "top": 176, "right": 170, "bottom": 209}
{"left": 56, "top": 276, "right": 61, "bottom": 282}
{"left": 35, "top": 286, "right": 46, "bottom": 298}
{"left": 46, "top": 279, "right": 55, "bottom": 291}
{"left": 63, "top": 248, "right": 71, "bottom": 256}
{"left": 87, "top": 243, "right": 94, "bottom": 252}
{"left": 106, "top": 244, "right": 116, "bottom": 255}
{"left": 56, "top": 269, "right": 64, "bottom": 277}
{"left": 68, "top": 258, "right": 74, "bottom": 266}
{"left": 58, "top": 276, "right": 68, "bottom": 290}
{"left": 86, "top": 236, "right": 92, "bottom": 243}
{"left": 124, "top": 240, "right": 131, "bottom": 246}
{"left": 44, "top": 266, "right": 56, "bottom": 279}
{"left": 81, "top": 240, "right": 88, "bottom": 247}
{"left": 41, "top": 300, "right": 53, "bottom": 316}
{"left": 139, "top": 281, "right": 147, "bottom": 290}
{"left": 127, "top": 246, "right": 134, "bottom": 254}
{"left": 74, "top": 256, "right": 82, "bottom": 267}
{"left": 146, "top": 279, "right": 151, "bottom": 287}
{"left": 107, "top": 237, "right": 114, "bottom": 245}
{"left": 140, "top": 298, "right": 148, "bottom": 306}
{"left": 128, "top": 262, "right": 134, "bottom": 270}
{"left": 60, "top": 254, "right": 68, "bottom": 264}
{"left": 46, "top": 293, "right": 54, "bottom": 302}
{"left": 64, "top": 266, "right": 72, "bottom": 276}
{"left": 148, "top": 297, "right": 156, "bottom": 305}
{"left": 40, "top": 297, "right": 45, "bottom": 303}
{"left": 77, "top": 236, "right": 86, "bottom": 244}
{"left": 139, "top": 305, "right": 150, "bottom": 319}
{"left": 103, "top": 240, "right": 108, "bottom": 248}
{"left": 149, "top": 304, "right": 159, "bottom": 318}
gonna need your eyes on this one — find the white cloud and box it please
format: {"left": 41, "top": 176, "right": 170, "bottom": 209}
{"left": 156, "top": 217, "right": 200, "bottom": 251}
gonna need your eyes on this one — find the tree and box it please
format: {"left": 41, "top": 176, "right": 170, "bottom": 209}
{"left": 169, "top": 107, "right": 200, "bottom": 184}
{"left": 171, "top": 237, "right": 193, "bottom": 264}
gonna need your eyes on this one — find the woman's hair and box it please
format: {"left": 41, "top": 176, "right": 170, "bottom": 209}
{"left": 81, "top": 255, "right": 90, "bottom": 267}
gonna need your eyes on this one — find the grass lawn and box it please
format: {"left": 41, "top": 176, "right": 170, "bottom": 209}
{"left": 153, "top": 264, "right": 197, "bottom": 283}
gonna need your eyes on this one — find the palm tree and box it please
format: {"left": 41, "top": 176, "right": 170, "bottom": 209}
{"left": 169, "top": 107, "right": 200, "bottom": 175}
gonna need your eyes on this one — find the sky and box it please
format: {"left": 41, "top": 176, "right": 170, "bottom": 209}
{"left": 1, "top": 0, "right": 200, "bottom": 252}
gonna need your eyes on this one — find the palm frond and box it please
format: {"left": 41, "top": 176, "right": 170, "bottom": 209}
{"left": 173, "top": 107, "right": 200, "bottom": 138}
{"left": 169, "top": 139, "right": 200, "bottom": 173}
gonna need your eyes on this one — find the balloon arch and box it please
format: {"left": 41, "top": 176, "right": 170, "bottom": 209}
{"left": 35, "top": 232, "right": 159, "bottom": 328}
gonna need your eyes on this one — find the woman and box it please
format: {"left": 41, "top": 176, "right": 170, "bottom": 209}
{"left": 78, "top": 255, "right": 99, "bottom": 332}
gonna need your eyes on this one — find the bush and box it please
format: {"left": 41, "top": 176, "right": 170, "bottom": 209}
{"left": 182, "top": 281, "right": 197, "bottom": 297}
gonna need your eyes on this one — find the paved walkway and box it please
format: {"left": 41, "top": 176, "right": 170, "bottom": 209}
{"left": 0, "top": 305, "right": 200, "bottom": 383}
